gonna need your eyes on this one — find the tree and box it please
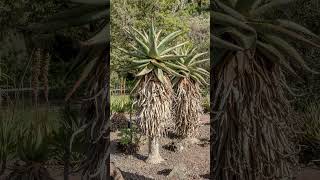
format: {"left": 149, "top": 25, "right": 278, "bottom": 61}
{"left": 120, "top": 22, "right": 187, "bottom": 164}
{"left": 172, "top": 45, "right": 209, "bottom": 141}
{"left": 110, "top": 0, "right": 210, "bottom": 76}
{"left": 211, "top": 0, "right": 320, "bottom": 179}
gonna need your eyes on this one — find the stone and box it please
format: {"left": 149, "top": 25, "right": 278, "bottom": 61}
{"left": 167, "top": 163, "right": 188, "bottom": 180}
{"left": 110, "top": 162, "right": 125, "bottom": 180}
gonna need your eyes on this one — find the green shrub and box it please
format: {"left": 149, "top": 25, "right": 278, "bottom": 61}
{"left": 50, "top": 104, "right": 86, "bottom": 166}
{"left": 117, "top": 125, "right": 141, "bottom": 154}
{"left": 8, "top": 108, "right": 55, "bottom": 180}
{"left": 202, "top": 94, "right": 210, "bottom": 113}
{"left": 111, "top": 95, "right": 133, "bottom": 113}
{"left": 118, "top": 125, "right": 140, "bottom": 145}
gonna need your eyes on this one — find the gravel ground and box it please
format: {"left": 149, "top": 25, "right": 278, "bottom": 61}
{"left": 2, "top": 114, "right": 320, "bottom": 180}
{"left": 110, "top": 115, "right": 210, "bottom": 180}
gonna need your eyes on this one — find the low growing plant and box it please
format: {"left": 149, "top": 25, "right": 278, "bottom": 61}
{"left": 111, "top": 95, "right": 133, "bottom": 113}
{"left": 202, "top": 94, "right": 210, "bottom": 114}
{"left": 50, "top": 104, "right": 86, "bottom": 180}
{"left": 117, "top": 125, "right": 141, "bottom": 154}
{"left": 7, "top": 109, "right": 54, "bottom": 180}
{"left": 0, "top": 108, "right": 17, "bottom": 176}
{"left": 299, "top": 102, "right": 320, "bottom": 166}
{"left": 111, "top": 95, "right": 134, "bottom": 131}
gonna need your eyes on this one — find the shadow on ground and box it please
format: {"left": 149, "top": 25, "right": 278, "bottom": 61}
{"left": 121, "top": 171, "right": 154, "bottom": 180}
{"left": 133, "top": 154, "right": 147, "bottom": 161}
{"left": 200, "top": 174, "right": 210, "bottom": 179}
{"left": 157, "top": 169, "right": 172, "bottom": 176}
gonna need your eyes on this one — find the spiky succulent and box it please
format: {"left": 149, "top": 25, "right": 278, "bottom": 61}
{"left": 120, "top": 22, "right": 188, "bottom": 87}
{"left": 24, "top": 0, "right": 109, "bottom": 46}
{"left": 171, "top": 46, "right": 209, "bottom": 138}
{"left": 172, "top": 46, "right": 209, "bottom": 86}
{"left": 212, "top": 1, "right": 320, "bottom": 179}
{"left": 23, "top": 0, "right": 110, "bottom": 179}
{"left": 212, "top": 0, "right": 320, "bottom": 74}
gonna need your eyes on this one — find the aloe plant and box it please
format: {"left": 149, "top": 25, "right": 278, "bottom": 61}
{"left": 7, "top": 110, "right": 54, "bottom": 180}
{"left": 0, "top": 109, "right": 17, "bottom": 176}
{"left": 22, "top": 0, "right": 110, "bottom": 179}
{"left": 171, "top": 45, "right": 209, "bottom": 141}
{"left": 121, "top": 22, "right": 188, "bottom": 164}
{"left": 212, "top": 0, "right": 320, "bottom": 179}
{"left": 51, "top": 104, "right": 86, "bottom": 180}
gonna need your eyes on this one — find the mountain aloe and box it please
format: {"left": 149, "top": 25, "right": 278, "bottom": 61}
{"left": 212, "top": 0, "right": 320, "bottom": 179}
{"left": 171, "top": 46, "right": 209, "bottom": 142}
{"left": 121, "top": 22, "right": 187, "bottom": 164}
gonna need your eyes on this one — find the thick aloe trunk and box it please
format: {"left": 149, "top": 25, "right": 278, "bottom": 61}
{"left": 135, "top": 74, "right": 173, "bottom": 164}
{"left": 212, "top": 51, "right": 296, "bottom": 180}
{"left": 175, "top": 78, "right": 202, "bottom": 141}
{"left": 146, "top": 137, "right": 164, "bottom": 164}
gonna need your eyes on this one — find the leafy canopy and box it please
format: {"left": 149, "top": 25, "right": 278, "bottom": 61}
{"left": 172, "top": 45, "right": 209, "bottom": 86}
{"left": 120, "top": 22, "right": 189, "bottom": 84}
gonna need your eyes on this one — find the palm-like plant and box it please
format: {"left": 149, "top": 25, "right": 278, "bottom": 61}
{"left": 8, "top": 111, "right": 54, "bottom": 180}
{"left": 212, "top": 0, "right": 320, "bottom": 179}
{"left": 171, "top": 46, "right": 209, "bottom": 141}
{"left": 22, "top": 0, "right": 110, "bottom": 179}
{"left": 120, "top": 22, "right": 188, "bottom": 164}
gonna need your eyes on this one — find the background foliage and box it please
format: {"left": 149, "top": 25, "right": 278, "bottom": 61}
{"left": 111, "top": 0, "right": 210, "bottom": 92}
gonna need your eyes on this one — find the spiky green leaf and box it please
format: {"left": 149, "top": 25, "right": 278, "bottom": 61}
{"left": 276, "top": 19, "right": 320, "bottom": 41}
{"left": 257, "top": 41, "right": 297, "bottom": 75}
{"left": 212, "top": 35, "right": 244, "bottom": 51}
{"left": 251, "top": 0, "right": 295, "bottom": 16}
{"left": 136, "top": 64, "right": 153, "bottom": 76}
{"left": 160, "top": 41, "right": 189, "bottom": 55}
{"left": 215, "top": 0, "right": 246, "bottom": 21}
{"left": 213, "top": 12, "right": 256, "bottom": 33}
{"left": 253, "top": 23, "right": 320, "bottom": 48}
{"left": 155, "top": 68, "right": 165, "bottom": 84}
{"left": 264, "top": 35, "right": 318, "bottom": 74}
{"left": 157, "top": 30, "right": 183, "bottom": 51}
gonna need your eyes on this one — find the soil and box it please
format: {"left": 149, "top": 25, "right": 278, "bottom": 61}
{"left": 110, "top": 115, "right": 210, "bottom": 180}
{"left": 1, "top": 114, "right": 320, "bottom": 180}
{"left": 110, "top": 114, "right": 320, "bottom": 180}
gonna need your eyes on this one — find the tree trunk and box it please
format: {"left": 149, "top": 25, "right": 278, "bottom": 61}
{"left": 212, "top": 51, "right": 296, "bottom": 180}
{"left": 146, "top": 137, "right": 164, "bottom": 164}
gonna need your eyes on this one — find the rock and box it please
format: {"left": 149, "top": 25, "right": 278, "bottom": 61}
{"left": 177, "top": 143, "right": 184, "bottom": 152}
{"left": 110, "top": 162, "right": 125, "bottom": 180}
{"left": 163, "top": 141, "right": 185, "bottom": 152}
{"left": 185, "top": 138, "right": 200, "bottom": 145}
{"left": 167, "top": 163, "right": 188, "bottom": 180}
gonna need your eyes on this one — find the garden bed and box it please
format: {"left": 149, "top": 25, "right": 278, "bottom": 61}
{"left": 110, "top": 114, "right": 210, "bottom": 179}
